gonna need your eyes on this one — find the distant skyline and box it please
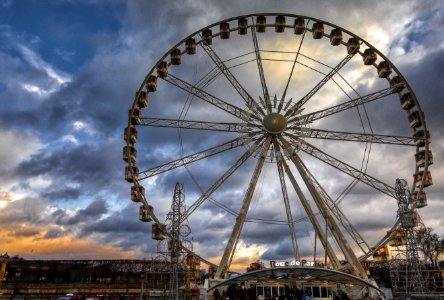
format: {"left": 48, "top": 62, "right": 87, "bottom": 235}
{"left": 0, "top": 0, "right": 443, "bottom": 272}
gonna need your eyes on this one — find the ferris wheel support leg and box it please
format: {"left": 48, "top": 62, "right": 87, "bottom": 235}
{"left": 279, "top": 154, "right": 340, "bottom": 269}
{"left": 215, "top": 136, "right": 272, "bottom": 279}
{"left": 279, "top": 137, "right": 367, "bottom": 278}
{"left": 273, "top": 137, "right": 301, "bottom": 261}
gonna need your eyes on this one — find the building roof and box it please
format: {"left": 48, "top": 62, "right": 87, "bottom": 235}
{"left": 208, "top": 267, "right": 383, "bottom": 294}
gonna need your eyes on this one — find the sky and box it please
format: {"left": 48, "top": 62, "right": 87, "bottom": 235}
{"left": 0, "top": 0, "right": 443, "bottom": 273}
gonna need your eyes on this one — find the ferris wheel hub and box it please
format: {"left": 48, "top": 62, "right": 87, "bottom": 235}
{"left": 262, "top": 113, "right": 287, "bottom": 134}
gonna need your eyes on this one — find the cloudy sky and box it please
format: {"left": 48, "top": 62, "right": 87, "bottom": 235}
{"left": 0, "top": 0, "right": 443, "bottom": 272}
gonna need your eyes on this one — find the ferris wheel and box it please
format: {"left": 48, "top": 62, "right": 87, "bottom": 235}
{"left": 123, "top": 13, "right": 433, "bottom": 279}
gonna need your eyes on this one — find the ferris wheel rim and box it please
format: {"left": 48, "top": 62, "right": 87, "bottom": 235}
{"left": 125, "top": 13, "right": 432, "bottom": 276}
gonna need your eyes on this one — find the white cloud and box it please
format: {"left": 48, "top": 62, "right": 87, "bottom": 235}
{"left": 0, "top": 129, "right": 42, "bottom": 171}
{"left": 17, "top": 44, "right": 71, "bottom": 96}
{"left": 61, "top": 134, "right": 79, "bottom": 145}
{"left": 73, "top": 120, "right": 96, "bottom": 135}
{"left": 28, "top": 176, "right": 53, "bottom": 189}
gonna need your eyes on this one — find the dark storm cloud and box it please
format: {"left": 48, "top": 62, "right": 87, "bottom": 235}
{"left": 43, "top": 228, "right": 66, "bottom": 239}
{"left": 42, "top": 186, "right": 82, "bottom": 202}
{"left": 54, "top": 198, "right": 108, "bottom": 226}
{"left": 77, "top": 204, "right": 156, "bottom": 252}
{"left": 10, "top": 228, "right": 40, "bottom": 238}
{"left": 16, "top": 141, "right": 126, "bottom": 201}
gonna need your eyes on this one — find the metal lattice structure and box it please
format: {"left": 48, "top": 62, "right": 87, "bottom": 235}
{"left": 123, "top": 13, "right": 433, "bottom": 280}
{"left": 154, "top": 183, "right": 196, "bottom": 300}
{"left": 388, "top": 179, "right": 442, "bottom": 296}
{"left": 390, "top": 179, "right": 426, "bottom": 294}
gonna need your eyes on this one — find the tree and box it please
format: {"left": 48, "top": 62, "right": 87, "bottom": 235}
{"left": 416, "top": 227, "right": 444, "bottom": 268}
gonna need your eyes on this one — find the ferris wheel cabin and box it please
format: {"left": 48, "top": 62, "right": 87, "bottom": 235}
{"left": 256, "top": 16, "right": 266, "bottom": 32}
{"left": 390, "top": 76, "right": 406, "bottom": 93}
{"left": 124, "top": 126, "right": 137, "bottom": 144}
{"left": 156, "top": 61, "right": 169, "bottom": 78}
{"left": 329, "top": 28, "right": 342, "bottom": 46}
{"left": 294, "top": 17, "right": 305, "bottom": 34}
{"left": 312, "top": 22, "right": 324, "bottom": 39}
{"left": 363, "top": 48, "right": 377, "bottom": 65}
{"left": 220, "top": 22, "right": 230, "bottom": 39}
{"left": 124, "top": 166, "right": 139, "bottom": 183}
{"left": 238, "top": 18, "right": 248, "bottom": 35}
{"left": 131, "top": 185, "right": 144, "bottom": 203}
{"left": 170, "top": 48, "right": 182, "bottom": 65}
{"left": 275, "top": 15, "right": 286, "bottom": 32}
{"left": 376, "top": 61, "right": 392, "bottom": 78}
{"left": 186, "top": 38, "right": 196, "bottom": 55}
{"left": 123, "top": 145, "right": 136, "bottom": 163}
{"left": 139, "top": 205, "right": 154, "bottom": 222}
{"left": 411, "top": 190, "right": 428, "bottom": 208}
{"left": 202, "top": 28, "right": 213, "bottom": 45}
{"left": 152, "top": 223, "right": 166, "bottom": 240}
{"left": 413, "top": 130, "right": 431, "bottom": 147}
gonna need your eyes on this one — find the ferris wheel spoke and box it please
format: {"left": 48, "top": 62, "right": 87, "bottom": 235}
{"left": 281, "top": 20, "right": 309, "bottom": 103}
{"left": 285, "top": 135, "right": 396, "bottom": 198}
{"left": 278, "top": 136, "right": 367, "bottom": 277}
{"left": 200, "top": 42, "right": 266, "bottom": 117}
{"left": 284, "top": 53, "right": 354, "bottom": 118}
{"left": 273, "top": 137, "right": 300, "bottom": 261}
{"left": 288, "top": 127, "right": 415, "bottom": 146}
{"left": 163, "top": 74, "right": 257, "bottom": 121}
{"left": 280, "top": 137, "right": 371, "bottom": 254}
{"left": 215, "top": 135, "right": 272, "bottom": 279}
{"left": 138, "top": 135, "right": 258, "bottom": 180}
{"left": 180, "top": 137, "right": 266, "bottom": 224}
{"left": 289, "top": 87, "right": 394, "bottom": 125}
{"left": 277, "top": 148, "right": 340, "bottom": 268}
{"left": 140, "top": 117, "right": 260, "bottom": 133}
{"left": 250, "top": 18, "right": 271, "bottom": 113}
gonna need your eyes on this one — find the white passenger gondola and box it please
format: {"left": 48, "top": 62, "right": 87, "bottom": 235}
{"left": 202, "top": 28, "right": 213, "bottom": 45}
{"left": 346, "top": 37, "right": 360, "bottom": 54}
{"left": 363, "top": 48, "right": 377, "bottom": 65}
{"left": 408, "top": 110, "right": 422, "bottom": 128}
{"left": 377, "top": 61, "right": 392, "bottom": 78}
{"left": 312, "top": 22, "right": 324, "bottom": 39}
{"left": 156, "top": 61, "right": 168, "bottom": 78}
{"left": 415, "top": 150, "right": 433, "bottom": 168}
{"left": 131, "top": 185, "right": 144, "bottom": 203}
{"left": 136, "top": 91, "right": 148, "bottom": 108}
{"left": 329, "top": 28, "right": 342, "bottom": 46}
{"left": 124, "top": 126, "right": 137, "bottom": 144}
{"left": 152, "top": 223, "right": 166, "bottom": 240}
{"left": 411, "top": 190, "right": 427, "bottom": 208}
{"left": 123, "top": 145, "right": 136, "bottom": 163}
{"left": 124, "top": 166, "right": 139, "bottom": 183}
{"left": 400, "top": 92, "right": 414, "bottom": 110}
{"left": 390, "top": 76, "right": 405, "bottom": 93}
{"left": 170, "top": 48, "right": 181, "bottom": 65}
{"left": 129, "top": 108, "right": 141, "bottom": 125}
{"left": 275, "top": 15, "right": 285, "bottom": 33}
{"left": 414, "top": 170, "right": 433, "bottom": 188}
{"left": 256, "top": 16, "right": 266, "bottom": 32}
{"left": 185, "top": 38, "right": 196, "bottom": 55}
{"left": 220, "top": 22, "right": 230, "bottom": 39}
{"left": 146, "top": 75, "right": 157, "bottom": 92}
{"left": 413, "top": 130, "right": 431, "bottom": 147}
{"left": 238, "top": 18, "right": 248, "bottom": 35}
{"left": 139, "top": 205, "right": 153, "bottom": 222}
{"left": 294, "top": 17, "right": 305, "bottom": 34}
